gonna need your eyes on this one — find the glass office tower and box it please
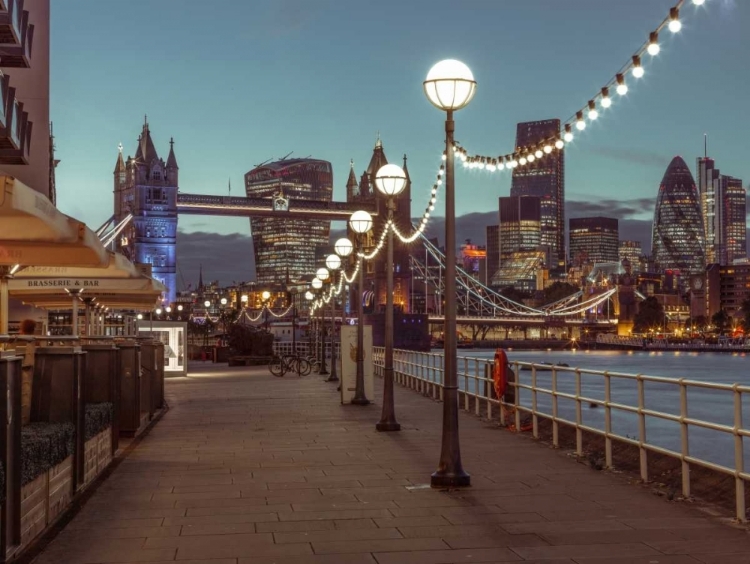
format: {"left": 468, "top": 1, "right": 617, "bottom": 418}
{"left": 569, "top": 217, "right": 619, "bottom": 265}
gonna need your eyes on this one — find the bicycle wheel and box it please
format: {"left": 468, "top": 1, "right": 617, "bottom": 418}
{"left": 269, "top": 359, "right": 286, "bottom": 377}
{"left": 297, "top": 357, "right": 311, "bottom": 376}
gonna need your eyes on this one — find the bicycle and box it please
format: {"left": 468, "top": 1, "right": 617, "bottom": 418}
{"left": 269, "top": 354, "right": 311, "bottom": 377}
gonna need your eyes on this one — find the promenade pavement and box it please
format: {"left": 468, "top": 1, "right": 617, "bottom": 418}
{"left": 32, "top": 362, "right": 750, "bottom": 564}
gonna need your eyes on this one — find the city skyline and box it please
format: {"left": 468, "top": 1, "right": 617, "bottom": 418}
{"left": 50, "top": 1, "right": 749, "bottom": 243}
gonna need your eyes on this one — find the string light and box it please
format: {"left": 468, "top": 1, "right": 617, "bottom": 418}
{"left": 445, "top": 1, "right": 706, "bottom": 172}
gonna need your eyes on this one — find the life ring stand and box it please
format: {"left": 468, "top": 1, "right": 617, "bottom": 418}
{"left": 493, "top": 348, "right": 508, "bottom": 399}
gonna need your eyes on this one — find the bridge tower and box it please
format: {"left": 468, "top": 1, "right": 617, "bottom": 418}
{"left": 347, "top": 137, "right": 412, "bottom": 315}
{"left": 113, "top": 118, "right": 179, "bottom": 304}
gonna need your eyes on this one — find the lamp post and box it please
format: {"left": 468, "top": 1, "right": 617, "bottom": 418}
{"left": 261, "top": 290, "right": 271, "bottom": 331}
{"left": 316, "top": 267, "right": 330, "bottom": 375}
{"left": 374, "top": 164, "right": 408, "bottom": 431}
{"left": 349, "top": 210, "right": 373, "bottom": 405}
{"left": 423, "top": 58, "right": 476, "bottom": 488}
{"left": 305, "top": 290, "right": 314, "bottom": 355}
{"left": 325, "top": 253, "right": 343, "bottom": 383}
{"left": 311, "top": 276, "right": 326, "bottom": 374}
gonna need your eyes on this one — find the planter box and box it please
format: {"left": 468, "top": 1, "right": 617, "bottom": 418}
{"left": 83, "top": 429, "right": 112, "bottom": 487}
{"left": 118, "top": 343, "right": 141, "bottom": 437}
{"left": 19, "top": 456, "right": 72, "bottom": 553}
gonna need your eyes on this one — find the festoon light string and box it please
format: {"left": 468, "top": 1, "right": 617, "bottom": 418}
{"left": 454, "top": 0, "right": 708, "bottom": 171}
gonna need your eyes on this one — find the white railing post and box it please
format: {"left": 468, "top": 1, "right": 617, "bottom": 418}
{"left": 733, "top": 384, "right": 746, "bottom": 522}
{"left": 514, "top": 364, "right": 521, "bottom": 432}
{"left": 531, "top": 366, "right": 538, "bottom": 438}
{"left": 605, "top": 371, "right": 612, "bottom": 468}
{"left": 575, "top": 369, "right": 583, "bottom": 457}
{"left": 552, "top": 367, "right": 559, "bottom": 447}
{"left": 439, "top": 353, "right": 445, "bottom": 402}
{"left": 679, "top": 379, "right": 690, "bottom": 499}
{"left": 637, "top": 375, "right": 648, "bottom": 482}
{"left": 475, "top": 359, "right": 480, "bottom": 416}
{"left": 485, "top": 363, "right": 492, "bottom": 420}
{"left": 463, "top": 357, "right": 469, "bottom": 410}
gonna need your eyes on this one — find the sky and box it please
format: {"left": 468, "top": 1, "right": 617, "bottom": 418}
{"left": 49, "top": 0, "right": 749, "bottom": 283}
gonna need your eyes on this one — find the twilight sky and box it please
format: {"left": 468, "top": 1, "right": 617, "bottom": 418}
{"left": 51, "top": 1, "right": 747, "bottom": 255}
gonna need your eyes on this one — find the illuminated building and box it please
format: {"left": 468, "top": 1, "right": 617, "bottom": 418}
{"left": 499, "top": 195, "right": 542, "bottom": 267}
{"left": 491, "top": 251, "right": 546, "bottom": 293}
{"left": 510, "top": 119, "right": 565, "bottom": 270}
{"left": 652, "top": 156, "right": 705, "bottom": 275}
{"left": 459, "top": 239, "right": 486, "bottom": 280}
{"left": 114, "top": 119, "right": 179, "bottom": 304}
{"left": 569, "top": 217, "right": 619, "bottom": 265}
{"left": 486, "top": 225, "right": 499, "bottom": 286}
{"left": 697, "top": 156, "right": 746, "bottom": 265}
{"left": 245, "top": 158, "right": 333, "bottom": 285}
{"left": 706, "top": 262, "right": 750, "bottom": 319}
{"left": 618, "top": 240, "right": 642, "bottom": 273}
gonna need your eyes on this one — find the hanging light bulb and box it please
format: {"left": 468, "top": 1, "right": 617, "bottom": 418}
{"left": 587, "top": 100, "right": 598, "bottom": 120}
{"left": 563, "top": 124, "right": 574, "bottom": 143}
{"left": 441, "top": 151, "right": 447, "bottom": 161}
{"left": 693, "top": 0, "right": 705, "bottom": 5}
{"left": 429, "top": 204, "right": 435, "bottom": 211}
{"left": 543, "top": 144, "right": 553, "bottom": 154}
{"left": 534, "top": 149, "right": 543, "bottom": 159}
{"left": 497, "top": 157, "right": 505, "bottom": 170}
{"left": 519, "top": 156, "right": 527, "bottom": 166}
{"left": 600, "top": 87, "right": 612, "bottom": 108}
{"left": 576, "top": 110, "right": 586, "bottom": 131}
{"left": 527, "top": 153, "right": 535, "bottom": 163}
{"left": 647, "top": 31, "right": 660, "bottom": 55}
{"left": 478, "top": 157, "right": 486, "bottom": 170}
{"left": 510, "top": 158, "right": 518, "bottom": 168}
{"left": 460, "top": 151, "right": 467, "bottom": 162}
{"left": 616, "top": 73, "right": 628, "bottom": 95}
{"left": 555, "top": 139, "right": 564, "bottom": 150}
{"left": 668, "top": 7, "right": 681, "bottom": 32}
{"left": 631, "top": 55, "right": 644, "bottom": 78}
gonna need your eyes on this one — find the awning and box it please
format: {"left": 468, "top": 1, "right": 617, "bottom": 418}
{"left": 0, "top": 176, "right": 107, "bottom": 267}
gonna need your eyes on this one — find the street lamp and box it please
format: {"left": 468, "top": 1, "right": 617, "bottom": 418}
{"left": 220, "top": 297, "right": 228, "bottom": 306}
{"left": 315, "top": 269, "right": 330, "bottom": 375}
{"left": 349, "top": 210, "right": 373, "bottom": 405}
{"left": 374, "top": 163, "right": 408, "bottom": 432}
{"left": 204, "top": 300, "right": 211, "bottom": 308}
{"left": 325, "top": 253, "right": 343, "bottom": 383}
{"left": 311, "top": 278, "right": 324, "bottom": 368}
{"left": 423, "top": 58, "right": 475, "bottom": 488}
{"left": 305, "top": 290, "right": 314, "bottom": 353}
{"left": 261, "top": 290, "right": 271, "bottom": 331}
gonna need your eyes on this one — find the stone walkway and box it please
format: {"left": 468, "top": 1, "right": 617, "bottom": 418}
{"left": 33, "top": 362, "right": 750, "bottom": 564}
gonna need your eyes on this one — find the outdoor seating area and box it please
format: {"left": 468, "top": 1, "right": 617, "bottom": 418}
{"left": 0, "top": 334, "right": 167, "bottom": 561}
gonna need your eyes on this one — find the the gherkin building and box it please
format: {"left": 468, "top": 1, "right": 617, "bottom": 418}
{"left": 651, "top": 156, "right": 705, "bottom": 275}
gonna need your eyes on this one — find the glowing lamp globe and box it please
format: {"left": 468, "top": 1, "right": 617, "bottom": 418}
{"left": 311, "top": 278, "right": 323, "bottom": 290}
{"left": 155, "top": 308, "right": 162, "bottom": 315}
{"left": 423, "top": 59, "right": 476, "bottom": 111}
{"left": 305, "top": 291, "right": 314, "bottom": 300}
{"left": 349, "top": 210, "right": 373, "bottom": 234}
{"left": 240, "top": 294, "right": 248, "bottom": 303}
{"left": 137, "top": 313, "right": 143, "bottom": 320}
{"left": 177, "top": 304, "right": 183, "bottom": 311}
{"left": 316, "top": 267, "right": 330, "bottom": 281}
{"left": 204, "top": 300, "right": 211, "bottom": 307}
{"left": 165, "top": 306, "right": 172, "bottom": 313}
{"left": 325, "top": 254, "right": 342, "bottom": 271}
{"left": 261, "top": 290, "right": 271, "bottom": 301}
{"left": 375, "top": 164, "right": 408, "bottom": 197}
{"left": 335, "top": 237, "right": 353, "bottom": 257}
{"left": 220, "top": 297, "right": 227, "bottom": 305}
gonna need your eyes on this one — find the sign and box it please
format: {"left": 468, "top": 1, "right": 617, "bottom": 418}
{"left": 340, "top": 325, "right": 374, "bottom": 404}
{"left": 8, "top": 278, "right": 154, "bottom": 292}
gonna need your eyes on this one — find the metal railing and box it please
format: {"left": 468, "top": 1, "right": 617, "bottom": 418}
{"left": 272, "top": 341, "right": 340, "bottom": 358}
{"left": 374, "top": 346, "right": 750, "bottom": 522}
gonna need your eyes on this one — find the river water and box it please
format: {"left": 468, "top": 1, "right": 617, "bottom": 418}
{"left": 456, "top": 349, "right": 750, "bottom": 470}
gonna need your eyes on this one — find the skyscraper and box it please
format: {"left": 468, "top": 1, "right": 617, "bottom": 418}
{"left": 696, "top": 156, "right": 746, "bottom": 265}
{"left": 244, "top": 158, "right": 333, "bottom": 285}
{"left": 485, "top": 224, "right": 499, "bottom": 286}
{"left": 568, "top": 217, "right": 619, "bottom": 265}
{"left": 114, "top": 120, "right": 179, "bottom": 304}
{"left": 652, "top": 156, "right": 705, "bottom": 275}
{"left": 499, "top": 196, "right": 541, "bottom": 265}
{"left": 510, "top": 119, "right": 564, "bottom": 269}
{"left": 619, "top": 240, "right": 642, "bottom": 273}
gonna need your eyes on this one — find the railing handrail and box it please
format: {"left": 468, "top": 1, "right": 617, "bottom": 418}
{"left": 374, "top": 346, "right": 749, "bottom": 522}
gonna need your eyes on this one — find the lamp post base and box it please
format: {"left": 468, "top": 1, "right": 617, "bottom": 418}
{"left": 430, "top": 469, "right": 471, "bottom": 489}
{"left": 376, "top": 421, "right": 401, "bottom": 432}
{"left": 351, "top": 397, "right": 370, "bottom": 406}
{"left": 325, "top": 373, "right": 339, "bottom": 382}
{"left": 319, "top": 369, "right": 329, "bottom": 376}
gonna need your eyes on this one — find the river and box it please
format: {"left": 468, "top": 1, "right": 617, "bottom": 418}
{"left": 453, "top": 349, "right": 750, "bottom": 470}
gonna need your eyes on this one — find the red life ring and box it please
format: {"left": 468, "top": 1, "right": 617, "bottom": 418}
{"left": 493, "top": 349, "right": 508, "bottom": 398}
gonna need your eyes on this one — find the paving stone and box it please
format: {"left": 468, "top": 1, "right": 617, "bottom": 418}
{"left": 511, "top": 543, "right": 661, "bottom": 560}
{"left": 275, "top": 527, "right": 402, "bottom": 544}
{"left": 312, "top": 537, "right": 448, "bottom": 554}
{"left": 371, "top": 547, "right": 522, "bottom": 563}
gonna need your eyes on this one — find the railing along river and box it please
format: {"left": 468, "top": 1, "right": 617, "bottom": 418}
{"left": 373, "top": 346, "right": 750, "bottom": 522}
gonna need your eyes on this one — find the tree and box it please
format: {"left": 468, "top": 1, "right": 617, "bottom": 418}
{"left": 499, "top": 286, "right": 530, "bottom": 304}
{"left": 633, "top": 296, "right": 664, "bottom": 333}
{"left": 711, "top": 309, "right": 731, "bottom": 334}
{"left": 543, "top": 281, "right": 579, "bottom": 304}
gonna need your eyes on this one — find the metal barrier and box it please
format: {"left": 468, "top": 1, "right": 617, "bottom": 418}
{"left": 374, "top": 346, "right": 750, "bottom": 522}
{"left": 272, "top": 342, "right": 340, "bottom": 358}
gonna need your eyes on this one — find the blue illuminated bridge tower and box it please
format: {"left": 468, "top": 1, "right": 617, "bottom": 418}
{"left": 113, "top": 119, "right": 179, "bottom": 304}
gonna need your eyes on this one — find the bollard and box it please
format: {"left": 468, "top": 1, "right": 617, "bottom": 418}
{"left": 118, "top": 342, "right": 142, "bottom": 437}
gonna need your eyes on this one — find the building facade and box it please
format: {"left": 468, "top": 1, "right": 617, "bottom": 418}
{"left": 706, "top": 262, "right": 750, "bottom": 319}
{"left": 346, "top": 138, "right": 412, "bottom": 314}
{"left": 114, "top": 120, "right": 179, "bottom": 304}
{"left": 244, "top": 158, "right": 333, "bottom": 285}
{"left": 652, "top": 156, "right": 705, "bottom": 276}
{"left": 697, "top": 157, "right": 746, "bottom": 265}
{"left": 485, "top": 224, "right": 499, "bottom": 287}
{"left": 618, "top": 240, "right": 642, "bottom": 273}
{"left": 499, "top": 195, "right": 542, "bottom": 267}
{"left": 568, "top": 217, "right": 619, "bottom": 265}
{"left": 510, "top": 119, "right": 565, "bottom": 270}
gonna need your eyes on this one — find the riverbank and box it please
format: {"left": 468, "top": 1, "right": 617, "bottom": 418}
{"left": 461, "top": 339, "right": 750, "bottom": 354}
